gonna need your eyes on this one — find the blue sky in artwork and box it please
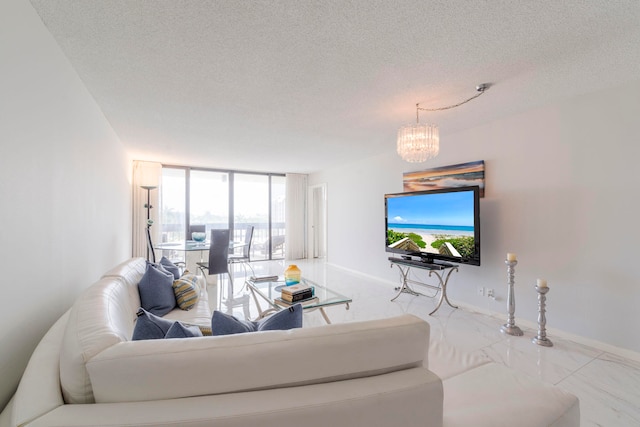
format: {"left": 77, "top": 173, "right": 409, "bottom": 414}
{"left": 387, "top": 190, "right": 474, "bottom": 226}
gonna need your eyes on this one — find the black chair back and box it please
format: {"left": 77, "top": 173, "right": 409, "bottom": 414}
{"left": 242, "top": 225, "right": 254, "bottom": 259}
{"left": 208, "top": 229, "right": 230, "bottom": 275}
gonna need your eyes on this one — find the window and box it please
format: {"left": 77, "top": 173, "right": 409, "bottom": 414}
{"left": 159, "top": 166, "right": 285, "bottom": 260}
{"left": 159, "top": 168, "right": 186, "bottom": 243}
{"left": 190, "top": 170, "right": 229, "bottom": 233}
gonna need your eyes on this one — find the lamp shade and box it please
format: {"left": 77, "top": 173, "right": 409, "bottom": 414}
{"left": 396, "top": 123, "right": 440, "bottom": 163}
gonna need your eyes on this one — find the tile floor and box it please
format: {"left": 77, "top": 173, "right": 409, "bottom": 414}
{"left": 211, "top": 259, "right": 640, "bottom": 427}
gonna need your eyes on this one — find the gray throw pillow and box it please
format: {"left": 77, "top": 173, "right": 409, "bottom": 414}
{"left": 160, "top": 256, "right": 181, "bottom": 280}
{"left": 132, "top": 308, "right": 175, "bottom": 340}
{"left": 258, "top": 304, "right": 304, "bottom": 331}
{"left": 164, "top": 322, "right": 204, "bottom": 339}
{"left": 138, "top": 263, "right": 177, "bottom": 316}
{"left": 211, "top": 304, "right": 303, "bottom": 336}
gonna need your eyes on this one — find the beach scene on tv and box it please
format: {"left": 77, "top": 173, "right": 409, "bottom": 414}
{"left": 386, "top": 190, "right": 476, "bottom": 259}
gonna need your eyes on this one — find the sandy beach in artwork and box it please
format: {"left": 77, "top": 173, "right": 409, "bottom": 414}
{"left": 419, "top": 233, "right": 437, "bottom": 252}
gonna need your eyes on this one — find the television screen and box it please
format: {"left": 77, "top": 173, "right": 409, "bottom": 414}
{"left": 385, "top": 186, "right": 480, "bottom": 266}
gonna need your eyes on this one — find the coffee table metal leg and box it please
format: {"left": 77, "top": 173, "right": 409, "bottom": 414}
{"left": 319, "top": 308, "right": 331, "bottom": 324}
{"left": 247, "top": 284, "right": 277, "bottom": 319}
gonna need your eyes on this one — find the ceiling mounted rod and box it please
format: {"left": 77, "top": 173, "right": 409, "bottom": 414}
{"left": 416, "top": 83, "right": 490, "bottom": 116}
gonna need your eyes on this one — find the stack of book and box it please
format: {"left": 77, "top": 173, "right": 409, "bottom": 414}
{"left": 275, "top": 283, "right": 317, "bottom": 307}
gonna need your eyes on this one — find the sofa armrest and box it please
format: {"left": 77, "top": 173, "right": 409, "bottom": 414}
{"left": 5, "top": 311, "right": 69, "bottom": 427}
{"left": 87, "top": 314, "right": 430, "bottom": 403}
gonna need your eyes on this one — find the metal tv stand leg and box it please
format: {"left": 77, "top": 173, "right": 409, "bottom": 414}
{"left": 428, "top": 267, "right": 459, "bottom": 315}
{"left": 391, "top": 264, "right": 422, "bottom": 298}
{"left": 389, "top": 260, "right": 459, "bottom": 316}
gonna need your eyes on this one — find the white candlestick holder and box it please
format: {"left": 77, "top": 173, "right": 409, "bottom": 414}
{"left": 500, "top": 259, "right": 523, "bottom": 336}
{"left": 532, "top": 285, "right": 553, "bottom": 347}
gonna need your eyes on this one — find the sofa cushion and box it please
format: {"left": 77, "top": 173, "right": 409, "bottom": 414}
{"left": 165, "top": 322, "right": 203, "bottom": 338}
{"left": 138, "top": 263, "right": 176, "bottom": 316}
{"left": 131, "top": 308, "right": 175, "bottom": 340}
{"left": 443, "top": 363, "right": 580, "bottom": 427}
{"left": 172, "top": 272, "right": 200, "bottom": 311}
{"left": 211, "top": 304, "right": 302, "bottom": 336}
{"left": 160, "top": 256, "right": 181, "bottom": 280}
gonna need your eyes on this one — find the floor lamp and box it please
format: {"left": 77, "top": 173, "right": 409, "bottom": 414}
{"left": 141, "top": 185, "right": 157, "bottom": 262}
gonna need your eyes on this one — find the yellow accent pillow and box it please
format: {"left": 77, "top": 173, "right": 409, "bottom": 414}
{"left": 172, "top": 272, "right": 200, "bottom": 311}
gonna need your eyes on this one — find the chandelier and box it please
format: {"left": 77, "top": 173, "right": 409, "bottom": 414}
{"left": 397, "top": 84, "right": 489, "bottom": 163}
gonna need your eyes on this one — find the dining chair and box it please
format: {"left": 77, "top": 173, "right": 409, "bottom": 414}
{"left": 228, "top": 225, "right": 255, "bottom": 280}
{"left": 196, "top": 229, "right": 233, "bottom": 287}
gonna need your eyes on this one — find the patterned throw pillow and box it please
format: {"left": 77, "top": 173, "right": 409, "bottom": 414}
{"left": 198, "top": 325, "right": 213, "bottom": 336}
{"left": 172, "top": 272, "right": 200, "bottom": 311}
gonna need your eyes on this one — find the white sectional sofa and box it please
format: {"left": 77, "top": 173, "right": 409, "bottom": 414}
{"left": 0, "top": 257, "right": 579, "bottom": 427}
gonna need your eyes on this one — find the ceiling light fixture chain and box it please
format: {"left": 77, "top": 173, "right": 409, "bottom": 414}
{"left": 397, "top": 83, "right": 491, "bottom": 163}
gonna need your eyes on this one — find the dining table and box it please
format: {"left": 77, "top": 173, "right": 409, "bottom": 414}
{"left": 154, "top": 240, "right": 212, "bottom": 252}
{"left": 154, "top": 240, "right": 245, "bottom": 270}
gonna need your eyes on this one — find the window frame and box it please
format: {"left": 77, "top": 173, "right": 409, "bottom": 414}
{"left": 161, "top": 164, "right": 286, "bottom": 260}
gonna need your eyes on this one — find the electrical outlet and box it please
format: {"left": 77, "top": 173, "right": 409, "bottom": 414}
{"left": 477, "top": 286, "right": 485, "bottom": 296}
{"left": 487, "top": 289, "right": 495, "bottom": 298}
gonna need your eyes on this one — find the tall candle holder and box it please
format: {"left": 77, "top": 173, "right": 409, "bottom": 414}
{"left": 532, "top": 285, "right": 553, "bottom": 347}
{"left": 500, "top": 258, "right": 523, "bottom": 336}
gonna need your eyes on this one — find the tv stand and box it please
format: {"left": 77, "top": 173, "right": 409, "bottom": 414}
{"left": 388, "top": 257, "right": 459, "bottom": 315}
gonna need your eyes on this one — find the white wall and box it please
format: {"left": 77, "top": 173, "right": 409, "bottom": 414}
{"left": 310, "top": 79, "right": 640, "bottom": 356}
{"left": 0, "top": 0, "right": 131, "bottom": 410}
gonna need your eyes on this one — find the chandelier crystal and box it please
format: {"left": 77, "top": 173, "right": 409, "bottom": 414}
{"left": 397, "top": 123, "right": 440, "bottom": 163}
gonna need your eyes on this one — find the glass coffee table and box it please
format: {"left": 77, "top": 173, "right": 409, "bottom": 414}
{"left": 245, "top": 277, "right": 351, "bottom": 324}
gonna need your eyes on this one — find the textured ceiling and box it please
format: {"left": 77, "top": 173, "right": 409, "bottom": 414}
{"left": 29, "top": 0, "right": 640, "bottom": 173}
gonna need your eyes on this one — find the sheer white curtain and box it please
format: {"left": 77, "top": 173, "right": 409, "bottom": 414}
{"left": 285, "top": 173, "right": 307, "bottom": 260}
{"left": 132, "top": 161, "right": 162, "bottom": 260}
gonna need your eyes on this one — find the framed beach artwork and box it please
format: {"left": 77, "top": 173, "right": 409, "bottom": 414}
{"left": 403, "top": 160, "right": 485, "bottom": 197}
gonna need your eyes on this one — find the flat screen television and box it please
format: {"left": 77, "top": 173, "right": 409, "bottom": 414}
{"left": 385, "top": 185, "right": 481, "bottom": 266}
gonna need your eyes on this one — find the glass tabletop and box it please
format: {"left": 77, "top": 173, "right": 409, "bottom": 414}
{"left": 246, "top": 277, "right": 352, "bottom": 310}
{"left": 155, "top": 241, "right": 243, "bottom": 252}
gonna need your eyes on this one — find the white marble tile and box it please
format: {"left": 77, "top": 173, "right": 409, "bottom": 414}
{"left": 222, "top": 259, "right": 640, "bottom": 426}
{"left": 482, "top": 340, "right": 577, "bottom": 385}
{"left": 479, "top": 332, "right": 604, "bottom": 385}
{"left": 558, "top": 356, "right": 640, "bottom": 426}
{"left": 560, "top": 353, "right": 640, "bottom": 422}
